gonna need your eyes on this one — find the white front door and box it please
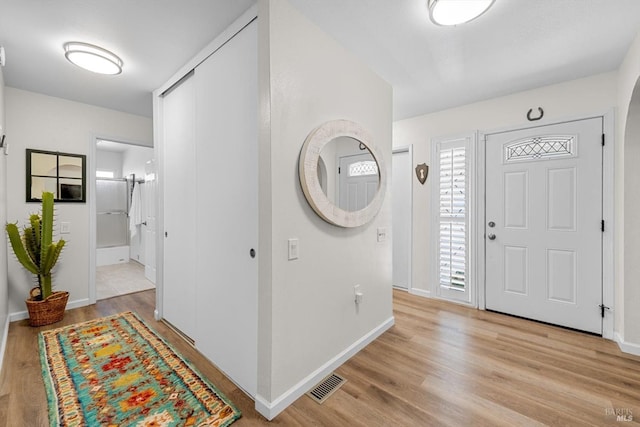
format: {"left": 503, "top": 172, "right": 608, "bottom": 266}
{"left": 392, "top": 148, "right": 412, "bottom": 290}
{"left": 485, "top": 118, "right": 603, "bottom": 334}
{"left": 143, "top": 159, "right": 156, "bottom": 284}
{"left": 338, "top": 152, "right": 379, "bottom": 211}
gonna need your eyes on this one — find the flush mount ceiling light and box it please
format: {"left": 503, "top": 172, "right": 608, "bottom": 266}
{"left": 428, "top": 0, "right": 495, "bottom": 26}
{"left": 64, "top": 42, "right": 123, "bottom": 75}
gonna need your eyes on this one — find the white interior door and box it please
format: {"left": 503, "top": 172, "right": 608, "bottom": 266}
{"left": 485, "top": 118, "right": 603, "bottom": 334}
{"left": 392, "top": 148, "right": 412, "bottom": 289}
{"left": 193, "top": 21, "right": 258, "bottom": 397}
{"left": 162, "top": 73, "right": 197, "bottom": 339}
{"left": 144, "top": 159, "right": 156, "bottom": 284}
{"left": 338, "top": 153, "right": 378, "bottom": 211}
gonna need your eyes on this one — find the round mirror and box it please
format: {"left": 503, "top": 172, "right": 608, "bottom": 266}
{"left": 299, "top": 120, "right": 386, "bottom": 227}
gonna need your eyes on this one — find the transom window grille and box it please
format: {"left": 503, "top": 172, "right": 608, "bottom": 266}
{"left": 505, "top": 135, "right": 575, "bottom": 163}
{"left": 438, "top": 146, "right": 466, "bottom": 290}
{"left": 348, "top": 160, "right": 378, "bottom": 177}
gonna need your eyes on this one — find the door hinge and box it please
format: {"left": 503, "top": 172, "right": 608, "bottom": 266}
{"left": 602, "top": 134, "right": 605, "bottom": 146}
{"left": 601, "top": 220, "right": 605, "bottom": 232}
{"left": 599, "top": 304, "right": 610, "bottom": 318}
{"left": 338, "top": 167, "right": 341, "bottom": 174}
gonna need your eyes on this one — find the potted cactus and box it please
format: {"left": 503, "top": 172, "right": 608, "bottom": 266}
{"left": 6, "top": 191, "right": 68, "bottom": 326}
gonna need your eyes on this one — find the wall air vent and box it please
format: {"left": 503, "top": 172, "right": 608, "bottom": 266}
{"left": 306, "top": 373, "right": 346, "bottom": 404}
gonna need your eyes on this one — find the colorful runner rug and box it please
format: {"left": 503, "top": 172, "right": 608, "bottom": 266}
{"left": 39, "top": 311, "right": 241, "bottom": 426}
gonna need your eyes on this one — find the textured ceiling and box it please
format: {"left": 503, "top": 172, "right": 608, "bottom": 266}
{"left": 289, "top": 0, "right": 640, "bottom": 119}
{"left": 0, "top": 0, "right": 256, "bottom": 117}
{"left": 1, "top": 0, "right": 640, "bottom": 120}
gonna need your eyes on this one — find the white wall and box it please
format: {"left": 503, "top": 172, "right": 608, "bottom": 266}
{"left": 96, "top": 150, "right": 123, "bottom": 177}
{"left": 619, "top": 30, "right": 640, "bottom": 349}
{"left": 122, "top": 145, "right": 153, "bottom": 179}
{"left": 5, "top": 88, "right": 152, "bottom": 315}
{"left": 0, "top": 64, "right": 9, "bottom": 368}
{"left": 394, "top": 72, "right": 617, "bottom": 300}
{"left": 258, "top": 0, "right": 393, "bottom": 417}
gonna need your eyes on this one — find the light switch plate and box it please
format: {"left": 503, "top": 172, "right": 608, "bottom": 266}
{"left": 288, "top": 238, "right": 299, "bottom": 260}
{"left": 377, "top": 227, "right": 387, "bottom": 242}
{"left": 60, "top": 222, "right": 70, "bottom": 234}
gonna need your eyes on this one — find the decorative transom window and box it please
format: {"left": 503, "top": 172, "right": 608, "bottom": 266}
{"left": 348, "top": 160, "right": 378, "bottom": 177}
{"left": 504, "top": 135, "right": 575, "bottom": 163}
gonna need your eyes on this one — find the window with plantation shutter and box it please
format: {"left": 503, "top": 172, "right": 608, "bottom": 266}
{"left": 438, "top": 145, "right": 466, "bottom": 290}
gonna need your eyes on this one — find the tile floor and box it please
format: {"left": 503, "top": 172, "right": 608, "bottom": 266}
{"left": 96, "top": 261, "right": 155, "bottom": 300}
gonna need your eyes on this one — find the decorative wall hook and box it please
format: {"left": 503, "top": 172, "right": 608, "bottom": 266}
{"left": 415, "top": 163, "right": 429, "bottom": 185}
{"left": 527, "top": 107, "right": 544, "bottom": 121}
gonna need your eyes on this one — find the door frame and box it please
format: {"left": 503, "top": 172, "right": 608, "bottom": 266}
{"left": 143, "top": 159, "right": 157, "bottom": 284}
{"left": 87, "top": 135, "right": 154, "bottom": 305}
{"left": 392, "top": 145, "right": 413, "bottom": 292}
{"left": 476, "top": 111, "right": 615, "bottom": 339}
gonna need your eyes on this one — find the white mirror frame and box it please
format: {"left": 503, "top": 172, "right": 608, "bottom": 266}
{"left": 299, "top": 119, "right": 387, "bottom": 228}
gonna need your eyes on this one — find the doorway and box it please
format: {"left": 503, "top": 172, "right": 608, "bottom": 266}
{"left": 92, "top": 139, "right": 156, "bottom": 301}
{"left": 392, "top": 146, "right": 412, "bottom": 290}
{"left": 484, "top": 118, "right": 603, "bottom": 334}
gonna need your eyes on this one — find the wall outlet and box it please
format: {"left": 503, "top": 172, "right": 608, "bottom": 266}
{"left": 288, "top": 238, "right": 299, "bottom": 260}
{"left": 354, "top": 284, "right": 363, "bottom": 304}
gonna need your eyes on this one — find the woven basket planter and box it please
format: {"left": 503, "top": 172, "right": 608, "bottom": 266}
{"left": 25, "top": 291, "right": 69, "bottom": 327}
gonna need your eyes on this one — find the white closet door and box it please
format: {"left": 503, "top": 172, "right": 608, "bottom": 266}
{"left": 392, "top": 148, "right": 412, "bottom": 289}
{"left": 193, "top": 21, "right": 258, "bottom": 397}
{"left": 162, "top": 74, "right": 198, "bottom": 339}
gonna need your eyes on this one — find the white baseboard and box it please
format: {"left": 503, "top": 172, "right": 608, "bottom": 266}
{"left": 0, "top": 314, "right": 10, "bottom": 372}
{"left": 615, "top": 332, "right": 640, "bottom": 356}
{"left": 408, "top": 288, "right": 431, "bottom": 298}
{"left": 9, "top": 297, "right": 91, "bottom": 322}
{"left": 255, "top": 316, "right": 395, "bottom": 421}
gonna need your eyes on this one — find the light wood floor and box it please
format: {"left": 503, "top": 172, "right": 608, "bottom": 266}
{"left": 1, "top": 289, "right": 639, "bottom": 426}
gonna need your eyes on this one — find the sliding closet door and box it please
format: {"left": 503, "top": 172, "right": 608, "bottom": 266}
{"left": 162, "top": 74, "right": 198, "bottom": 339}
{"left": 193, "top": 21, "right": 258, "bottom": 396}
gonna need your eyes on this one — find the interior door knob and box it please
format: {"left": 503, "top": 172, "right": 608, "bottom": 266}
{"left": 488, "top": 233, "right": 496, "bottom": 240}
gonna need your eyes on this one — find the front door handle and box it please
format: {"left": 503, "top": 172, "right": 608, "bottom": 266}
{"left": 488, "top": 233, "right": 496, "bottom": 240}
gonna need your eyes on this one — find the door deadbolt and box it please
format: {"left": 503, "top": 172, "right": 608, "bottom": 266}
{"left": 488, "top": 221, "right": 495, "bottom": 228}
{"left": 250, "top": 248, "right": 256, "bottom": 258}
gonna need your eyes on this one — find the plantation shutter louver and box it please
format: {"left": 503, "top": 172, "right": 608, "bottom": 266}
{"left": 439, "top": 146, "right": 466, "bottom": 290}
